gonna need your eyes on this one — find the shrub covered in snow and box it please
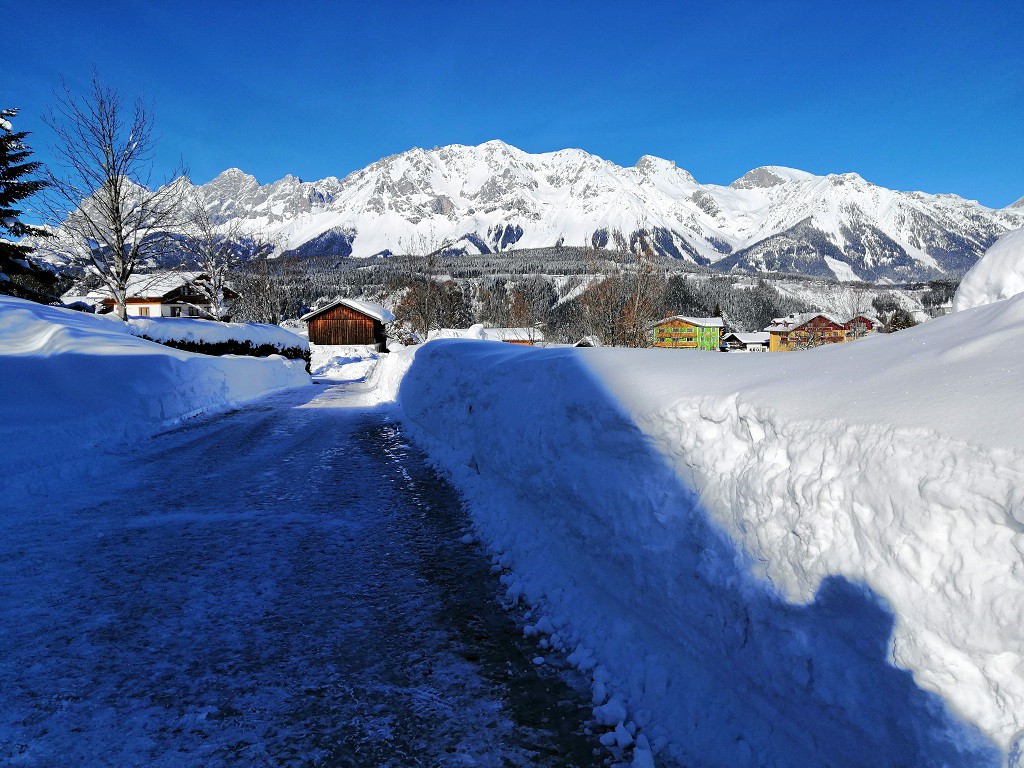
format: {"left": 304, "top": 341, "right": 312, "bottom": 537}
{"left": 125, "top": 317, "right": 310, "bottom": 364}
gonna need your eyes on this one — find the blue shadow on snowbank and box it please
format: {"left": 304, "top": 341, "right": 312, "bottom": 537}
{"left": 399, "top": 340, "right": 1001, "bottom": 768}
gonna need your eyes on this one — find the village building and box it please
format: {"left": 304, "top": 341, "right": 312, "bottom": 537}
{"left": 765, "top": 312, "right": 880, "bottom": 351}
{"left": 844, "top": 313, "right": 883, "bottom": 339}
{"left": 301, "top": 298, "right": 394, "bottom": 349}
{"left": 426, "top": 325, "right": 545, "bottom": 346}
{"left": 721, "top": 331, "right": 770, "bottom": 353}
{"left": 766, "top": 313, "right": 845, "bottom": 351}
{"left": 923, "top": 300, "right": 953, "bottom": 318}
{"left": 649, "top": 316, "right": 724, "bottom": 350}
{"left": 81, "top": 272, "right": 232, "bottom": 318}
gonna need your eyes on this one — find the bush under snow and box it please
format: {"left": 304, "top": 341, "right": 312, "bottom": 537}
{"left": 394, "top": 298, "right": 1024, "bottom": 767}
{"left": 125, "top": 316, "right": 309, "bottom": 362}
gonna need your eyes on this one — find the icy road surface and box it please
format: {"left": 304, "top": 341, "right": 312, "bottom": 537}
{"left": 1, "top": 382, "right": 602, "bottom": 767}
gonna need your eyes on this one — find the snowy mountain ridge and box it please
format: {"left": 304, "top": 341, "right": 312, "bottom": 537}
{"left": 44, "top": 140, "right": 1024, "bottom": 282}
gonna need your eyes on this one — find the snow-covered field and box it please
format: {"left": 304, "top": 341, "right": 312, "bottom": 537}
{"left": 389, "top": 298, "right": 1024, "bottom": 767}
{"left": 0, "top": 296, "right": 310, "bottom": 487}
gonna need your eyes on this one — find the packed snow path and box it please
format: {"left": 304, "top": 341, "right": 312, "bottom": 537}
{"left": 1, "top": 382, "right": 602, "bottom": 767}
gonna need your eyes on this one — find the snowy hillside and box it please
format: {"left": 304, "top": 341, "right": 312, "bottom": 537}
{"left": 391, "top": 299, "right": 1024, "bottom": 767}
{"left": 953, "top": 228, "right": 1024, "bottom": 311}
{"left": 0, "top": 297, "right": 309, "bottom": 483}
{"left": 35, "top": 141, "right": 1023, "bottom": 283}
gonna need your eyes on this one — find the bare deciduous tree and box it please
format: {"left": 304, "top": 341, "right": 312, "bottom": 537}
{"left": 577, "top": 229, "right": 666, "bottom": 346}
{"left": 621, "top": 228, "right": 666, "bottom": 345}
{"left": 41, "top": 76, "right": 189, "bottom": 319}
{"left": 178, "top": 194, "right": 273, "bottom": 319}
{"left": 231, "top": 246, "right": 290, "bottom": 324}
{"left": 822, "top": 283, "right": 874, "bottom": 319}
{"left": 387, "top": 234, "right": 455, "bottom": 339}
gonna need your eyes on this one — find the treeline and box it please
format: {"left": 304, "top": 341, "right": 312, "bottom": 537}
{"left": 228, "top": 247, "right": 811, "bottom": 345}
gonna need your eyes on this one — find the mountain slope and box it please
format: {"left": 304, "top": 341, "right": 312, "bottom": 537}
{"left": 37, "top": 141, "right": 1024, "bottom": 281}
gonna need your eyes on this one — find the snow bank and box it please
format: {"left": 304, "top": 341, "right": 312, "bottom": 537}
{"left": 953, "top": 228, "right": 1024, "bottom": 312}
{"left": 0, "top": 297, "right": 310, "bottom": 480}
{"left": 125, "top": 316, "right": 308, "bottom": 354}
{"left": 396, "top": 301, "right": 1024, "bottom": 766}
{"left": 355, "top": 346, "right": 417, "bottom": 406}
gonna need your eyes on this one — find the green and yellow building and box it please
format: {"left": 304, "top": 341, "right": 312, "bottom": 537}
{"left": 650, "top": 316, "right": 725, "bottom": 350}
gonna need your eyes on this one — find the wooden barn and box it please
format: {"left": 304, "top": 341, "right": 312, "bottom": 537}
{"left": 301, "top": 298, "right": 395, "bottom": 350}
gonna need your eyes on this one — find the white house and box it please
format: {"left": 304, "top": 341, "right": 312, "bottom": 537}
{"left": 77, "top": 272, "right": 233, "bottom": 318}
{"left": 721, "top": 331, "right": 771, "bottom": 352}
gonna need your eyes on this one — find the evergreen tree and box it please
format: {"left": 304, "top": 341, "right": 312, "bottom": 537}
{"left": 887, "top": 307, "right": 919, "bottom": 332}
{"left": 0, "top": 108, "right": 56, "bottom": 301}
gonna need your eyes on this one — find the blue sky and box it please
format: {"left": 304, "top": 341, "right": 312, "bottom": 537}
{"left": 6, "top": 0, "right": 1023, "bottom": 206}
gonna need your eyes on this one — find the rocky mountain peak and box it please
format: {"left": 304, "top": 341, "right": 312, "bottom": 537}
{"left": 37, "top": 140, "right": 1021, "bottom": 282}
{"left": 730, "top": 166, "right": 815, "bottom": 189}
{"left": 634, "top": 155, "right": 698, "bottom": 185}
{"left": 203, "top": 168, "right": 260, "bottom": 196}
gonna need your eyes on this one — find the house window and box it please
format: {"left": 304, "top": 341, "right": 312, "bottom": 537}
{"left": 138, "top": 306, "right": 150, "bottom": 317}
{"left": 169, "top": 306, "right": 182, "bottom": 317}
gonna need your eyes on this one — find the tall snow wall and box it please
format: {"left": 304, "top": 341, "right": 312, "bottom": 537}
{"left": 397, "top": 339, "right": 1018, "bottom": 768}
{"left": 0, "top": 297, "right": 310, "bottom": 485}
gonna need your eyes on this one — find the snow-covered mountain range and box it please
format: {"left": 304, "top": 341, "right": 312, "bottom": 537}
{"left": 59, "top": 141, "right": 1024, "bottom": 281}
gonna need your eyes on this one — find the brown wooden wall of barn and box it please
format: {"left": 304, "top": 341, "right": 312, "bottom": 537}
{"left": 307, "top": 304, "right": 382, "bottom": 345}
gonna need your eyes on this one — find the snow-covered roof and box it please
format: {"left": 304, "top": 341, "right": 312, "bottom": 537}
{"left": 766, "top": 312, "right": 881, "bottom": 332}
{"left": 766, "top": 312, "right": 845, "bottom": 332}
{"left": 300, "top": 298, "right": 395, "bottom": 324}
{"left": 60, "top": 294, "right": 97, "bottom": 307}
{"left": 427, "top": 325, "right": 543, "bottom": 343}
{"left": 722, "top": 332, "right": 770, "bottom": 344}
{"left": 81, "top": 272, "right": 207, "bottom": 301}
{"left": 649, "top": 315, "right": 725, "bottom": 329}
